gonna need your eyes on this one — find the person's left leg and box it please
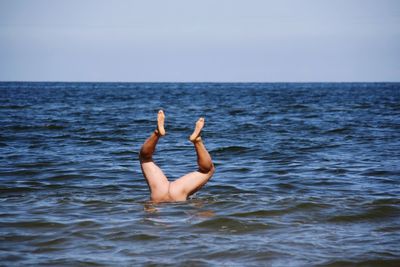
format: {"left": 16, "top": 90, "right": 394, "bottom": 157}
{"left": 169, "top": 118, "right": 215, "bottom": 200}
{"left": 139, "top": 110, "right": 170, "bottom": 201}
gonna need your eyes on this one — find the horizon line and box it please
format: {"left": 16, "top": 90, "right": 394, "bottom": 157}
{"left": 1, "top": 80, "right": 399, "bottom": 84}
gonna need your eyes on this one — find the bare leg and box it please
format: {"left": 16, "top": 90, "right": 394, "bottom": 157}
{"left": 139, "top": 110, "right": 170, "bottom": 201}
{"left": 170, "top": 118, "right": 215, "bottom": 200}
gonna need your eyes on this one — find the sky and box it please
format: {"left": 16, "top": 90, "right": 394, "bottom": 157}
{"left": 0, "top": 0, "right": 399, "bottom": 82}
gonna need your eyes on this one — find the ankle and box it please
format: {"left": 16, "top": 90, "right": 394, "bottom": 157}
{"left": 191, "top": 136, "right": 202, "bottom": 143}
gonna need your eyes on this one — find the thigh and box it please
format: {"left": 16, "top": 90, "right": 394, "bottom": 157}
{"left": 170, "top": 171, "right": 212, "bottom": 198}
{"left": 140, "top": 161, "right": 170, "bottom": 196}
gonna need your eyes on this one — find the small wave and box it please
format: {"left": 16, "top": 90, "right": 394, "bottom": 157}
{"left": 33, "top": 237, "right": 68, "bottom": 247}
{"left": 47, "top": 174, "right": 96, "bottom": 181}
{"left": 78, "top": 136, "right": 131, "bottom": 143}
{"left": 111, "top": 129, "right": 128, "bottom": 135}
{"left": 271, "top": 169, "right": 288, "bottom": 175}
{"left": 294, "top": 202, "right": 332, "bottom": 210}
{"left": 287, "top": 103, "right": 310, "bottom": 109}
{"left": 81, "top": 199, "right": 114, "bottom": 206}
{"left": 352, "top": 103, "right": 373, "bottom": 109}
{"left": 376, "top": 225, "right": 400, "bottom": 233}
{"left": 327, "top": 205, "right": 399, "bottom": 223}
{"left": 110, "top": 233, "right": 160, "bottom": 241}
{"left": 54, "top": 134, "right": 72, "bottom": 139}
{"left": 14, "top": 161, "right": 55, "bottom": 168}
{"left": 168, "top": 126, "right": 191, "bottom": 131}
{"left": 298, "top": 144, "right": 340, "bottom": 152}
{"left": 194, "top": 217, "right": 270, "bottom": 233}
{"left": 315, "top": 168, "right": 348, "bottom": 175}
{"left": 77, "top": 140, "right": 102, "bottom": 146}
{"left": 233, "top": 167, "right": 252, "bottom": 173}
{"left": 208, "top": 184, "right": 252, "bottom": 194}
{"left": 6, "top": 124, "right": 67, "bottom": 132}
{"left": 362, "top": 170, "right": 399, "bottom": 177}
{"left": 234, "top": 123, "right": 259, "bottom": 132}
{"left": 370, "top": 198, "right": 400, "bottom": 205}
{"left": 297, "top": 145, "right": 325, "bottom": 152}
{"left": 72, "top": 220, "right": 102, "bottom": 228}
{"left": 133, "top": 118, "right": 151, "bottom": 123}
{"left": 0, "top": 169, "right": 40, "bottom": 177}
{"left": 0, "top": 105, "right": 30, "bottom": 109}
{"left": 39, "top": 259, "right": 107, "bottom": 266}
{"left": 304, "top": 113, "right": 319, "bottom": 118}
{"left": 228, "top": 109, "right": 247, "bottom": 115}
{"left": 275, "top": 182, "right": 297, "bottom": 190}
{"left": 45, "top": 124, "right": 66, "bottom": 130}
{"left": 0, "top": 233, "right": 36, "bottom": 242}
{"left": 211, "top": 146, "right": 250, "bottom": 154}
{"left": 110, "top": 150, "right": 134, "bottom": 156}
{"left": 32, "top": 247, "right": 65, "bottom": 254}
{"left": 320, "top": 259, "right": 400, "bottom": 267}
{"left": 0, "top": 186, "right": 39, "bottom": 194}
{"left": 231, "top": 209, "right": 288, "bottom": 217}
{"left": 231, "top": 202, "right": 330, "bottom": 218}
{"left": 324, "top": 127, "right": 351, "bottom": 134}
{"left": 97, "top": 184, "right": 124, "bottom": 191}
{"left": 1, "top": 220, "right": 66, "bottom": 229}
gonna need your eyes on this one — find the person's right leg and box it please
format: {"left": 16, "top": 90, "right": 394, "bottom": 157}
{"left": 169, "top": 118, "right": 215, "bottom": 200}
{"left": 139, "top": 110, "right": 170, "bottom": 202}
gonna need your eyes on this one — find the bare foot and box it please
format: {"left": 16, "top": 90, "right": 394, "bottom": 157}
{"left": 156, "top": 110, "right": 166, "bottom": 136}
{"left": 190, "top": 117, "right": 204, "bottom": 142}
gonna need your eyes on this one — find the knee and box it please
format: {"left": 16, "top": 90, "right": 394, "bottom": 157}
{"left": 199, "top": 164, "right": 215, "bottom": 175}
{"left": 139, "top": 149, "right": 152, "bottom": 162}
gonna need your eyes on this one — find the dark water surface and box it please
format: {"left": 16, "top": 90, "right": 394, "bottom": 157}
{"left": 1, "top": 82, "right": 400, "bottom": 266}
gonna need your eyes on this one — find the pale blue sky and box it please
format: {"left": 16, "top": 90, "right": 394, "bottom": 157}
{"left": 0, "top": 0, "right": 399, "bottom": 82}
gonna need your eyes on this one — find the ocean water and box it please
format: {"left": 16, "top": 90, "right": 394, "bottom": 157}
{"left": 1, "top": 82, "right": 400, "bottom": 266}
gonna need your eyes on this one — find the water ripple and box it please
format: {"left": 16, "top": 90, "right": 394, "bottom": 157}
{"left": 1, "top": 82, "right": 400, "bottom": 266}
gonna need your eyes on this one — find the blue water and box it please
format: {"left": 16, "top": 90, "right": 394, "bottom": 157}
{"left": 1, "top": 82, "right": 400, "bottom": 266}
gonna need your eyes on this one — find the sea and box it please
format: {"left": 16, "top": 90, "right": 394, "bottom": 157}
{"left": 1, "top": 82, "right": 399, "bottom": 266}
